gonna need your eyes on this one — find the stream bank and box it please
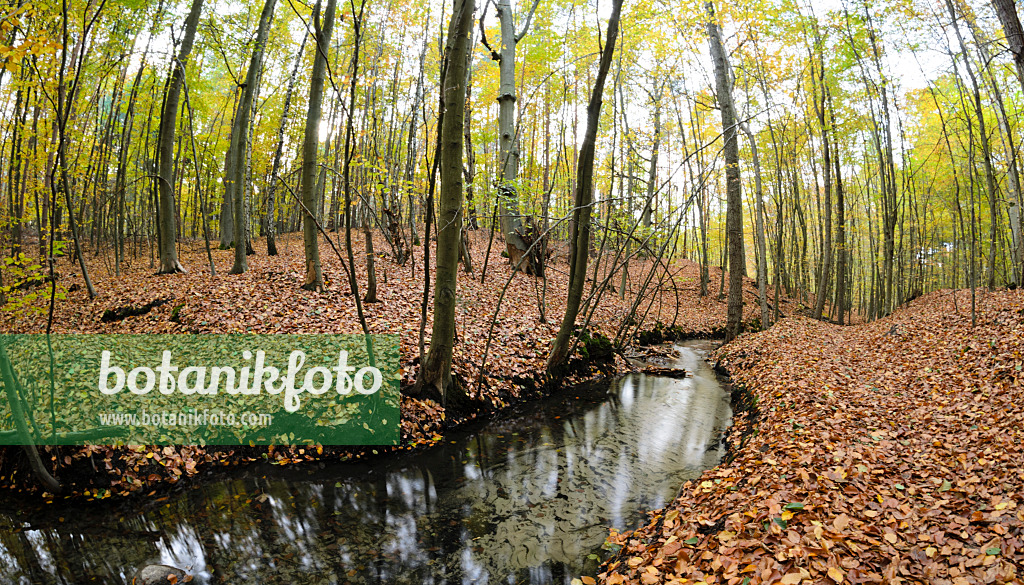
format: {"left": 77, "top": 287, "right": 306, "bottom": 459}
{"left": 0, "top": 340, "right": 733, "bottom": 585}
{"left": 598, "top": 289, "right": 1024, "bottom": 585}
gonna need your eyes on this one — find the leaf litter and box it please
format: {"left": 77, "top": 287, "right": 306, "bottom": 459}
{"left": 599, "top": 288, "right": 1023, "bottom": 585}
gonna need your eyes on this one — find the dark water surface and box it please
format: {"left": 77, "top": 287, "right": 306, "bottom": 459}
{"left": 0, "top": 340, "right": 731, "bottom": 585}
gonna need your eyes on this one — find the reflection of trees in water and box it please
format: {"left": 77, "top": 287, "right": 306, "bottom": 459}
{"left": 0, "top": 347, "right": 731, "bottom": 585}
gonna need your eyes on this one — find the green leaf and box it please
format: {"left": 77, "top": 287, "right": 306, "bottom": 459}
{"left": 783, "top": 502, "right": 805, "bottom": 511}
{"left": 684, "top": 537, "right": 699, "bottom": 545}
{"left": 894, "top": 484, "right": 905, "bottom": 490}
{"left": 938, "top": 480, "right": 951, "bottom": 492}
{"left": 587, "top": 554, "right": 599, "bottom": 560}
{"left": 773, "top": 517, "right": 788, "bottom": 528}
{"left": 986, "top": 547, "right": 1000, "bottom": 556}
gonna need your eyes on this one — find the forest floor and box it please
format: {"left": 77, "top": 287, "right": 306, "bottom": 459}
{"left": 601, "top": 287, "right": 1024, "bottom": 585}
{"left": 0, "top": 229, "right": 793, "bottom": 498}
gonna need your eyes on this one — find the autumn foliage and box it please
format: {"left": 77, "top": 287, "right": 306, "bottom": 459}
{"left": 601, "top": 288, "right": 1023, "bottom": 585}
{"left": 0, "top": 231, "right": 772, "bottom": 497}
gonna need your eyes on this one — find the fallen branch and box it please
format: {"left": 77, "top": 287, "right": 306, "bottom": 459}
{"left": 640, "top": 366, "right": 690, "bottom": 378}
{"left": 100, "top": 296, "right": 175, "bottom": 323}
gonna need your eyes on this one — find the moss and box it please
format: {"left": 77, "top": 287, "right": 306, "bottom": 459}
{"left": 579, "top": 329, "right": 614, "bottom": 363}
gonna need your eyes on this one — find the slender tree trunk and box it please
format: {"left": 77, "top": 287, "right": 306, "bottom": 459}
{"left": 992, "top": 0, "right": 1024, "bottom": 89}
{"left": 341, "top": 0, "right": 370, "bottom": 334}
{"left": 811, "top": 64, "right": 833, "bottom": 320}
{"left": 642, "top": 81, "right": 663, "bottom": 232}
{"left": 946, "top": 0, "right": 1000, "bottom": 289}
{"left": 490, "top": 0, "right": 542, "bottom": 273}
{"left": 229, "top": 0, "right": 276, "bottom": 273}
{"left": 363, "top": 221, "right": 379, "bottom": 302}
{"left": 266, "top": 35, "right": 307, "bottom": 256}
{"left": 156, "top": 0, "right": 203, "bottom": 274}
{"left": 547, "top": 0, "right": 623, "bottom": 375}
{"left": 219, "top": 100, "right": 237, "bottom": 249}
{"left": 706, "top": 0, "right": 745, "bottom": 342}
{"left": 740, "top": 122, "right": 769, "bottom": 329}
{"left": 416, "top": 0, "right": 474, "bottom": 409}
{"left": 300, "top": 0, "right": 337, "bottom": 291}
{"left": 463, "top": 34, "right": 479, "bottom": 230}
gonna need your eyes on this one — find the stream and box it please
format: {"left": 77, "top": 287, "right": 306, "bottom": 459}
{"left": 0, "top": 340, "right": 732, "bottom": 585}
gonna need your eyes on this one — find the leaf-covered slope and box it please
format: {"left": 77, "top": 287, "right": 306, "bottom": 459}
{"left": 603, "top": 288, "right": 1023, "bottom": 585}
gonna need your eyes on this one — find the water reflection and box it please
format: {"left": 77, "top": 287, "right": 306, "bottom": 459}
{"left": 0, "top": 341, "right": 731, "bottom": 585}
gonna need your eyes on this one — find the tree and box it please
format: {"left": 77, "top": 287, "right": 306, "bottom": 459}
{"left": 992, "top": 0, "right": 1024, "bottom": 88}
{"left": 706, "top": 0, "right": 745, "bottom": 342}
{"left": 809, "top": 23, "right": 833, "bottom": 321}
{"left": 155, "top": 0, "right": 203, "bottom": 275}
{"left": 483, "top": 0, "right": 543, "bottom": 275}
{"left": 547, "top": 0, "right": 624, "bottom": 376}
{"left": 229, "top": 0, "right": 278, "bottom": 275}
{"left": 946, "top": 0, "right": 1000, "bottom": 290}
{"left": 299, "top": 0, "right": 337, "bottom": 291}
{"left": 416, "top": 0, "right": 475, "bottom": 408}
{"left": 740, "top": 121, "right": 770, "bottom": 329}
{"left": 265, "top": 34, "right": 307, "bottom": 257}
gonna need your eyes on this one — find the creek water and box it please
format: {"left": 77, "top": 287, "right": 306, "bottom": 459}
{"left": 0, "top": 340, "right": 731, "bottom": 585}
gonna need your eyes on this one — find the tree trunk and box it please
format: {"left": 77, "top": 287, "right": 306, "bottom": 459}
{"left": 416, "top": 0, "right": 474, "bottom": 409}
{"left": 492, "top": 0, "right": 542, "bottom": 273}
{"left": 0, "top": 343, "right": 61, "bottom": 493}
{"left": 300, "top": 0, "right": 337, "bottom": 291}
{"left": 740, "top": 122, "right": 770, "bottom": 330}
{"left": 229, "top": 0, "right": 277, "bottom": 274}
{"left": 266, "top": 34, "right": 307, "bottom": 257}
{"left": 363, "top": 222, "right": 379, "bottom": 302}
{"left": 219, "top": 105, "right": 237, "bottom": 249}
{"left": 155, "top": 0, "right": 203, "bottom": 275}
{"left": 811, "top": 43, "right": 833, "bottom": 321}
{"left": 706, "top": 0, "right": 745, "bottom": 342}
{"left": 463, "top": 34, "right": 479, "bottom": 230}
{"left": 642, "top": 81, "right": 663, "bottom": 232}
{"left": 992, "top": 0, "right": 1024, "bottom": 89}
{"left": 460, "top": 226, "right": 474, "bottom": 273}
{"left": 547, "top": 0, "right": 623, "bottom": 376}
{"left": 946, "top": 0, "right": 1000, "bottom": 290}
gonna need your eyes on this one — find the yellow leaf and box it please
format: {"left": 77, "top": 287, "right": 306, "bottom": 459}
{"left": 883, "top": 532, "right": 898, "bottom": 544}
{"left": 781, "top": 572, "right": 803, "bottom": 584}
{"left": 925, "top": 546, "right": 937, "bottom": 558}
{"left": 827, "top": 566, "right": 845, "bottom": 583}
{"left": 581, "top": 577, "right": 596, "bottom": 585}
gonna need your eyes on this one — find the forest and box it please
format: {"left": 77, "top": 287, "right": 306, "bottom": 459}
{"left": 0, "top": 0, "right": 1022, "bottom": 583}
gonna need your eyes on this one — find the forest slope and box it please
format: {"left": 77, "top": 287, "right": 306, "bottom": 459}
{"left": 603, "top": 288, "right": 1024, "bottom": 585}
